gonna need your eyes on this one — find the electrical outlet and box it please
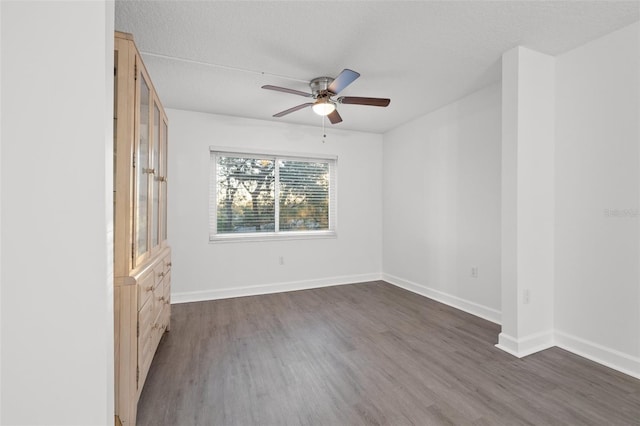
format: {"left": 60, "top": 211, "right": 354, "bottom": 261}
{"left": 523, "top": 289, "right": 530, "bottom": 304}
{"left": 471, "top": 267, "right": 478, "bottom": 278}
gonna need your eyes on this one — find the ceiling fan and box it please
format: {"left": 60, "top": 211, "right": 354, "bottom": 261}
{"left": 261, "top": 69, "right": 390, "bottom": 124}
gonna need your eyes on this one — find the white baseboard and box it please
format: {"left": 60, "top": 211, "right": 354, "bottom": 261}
{"left": 496, "top": 330, "right": 640, "bottom": 379}
{"left": 382, "top": 273, "right": 501, "bottom": 324}
{"left": 495, "top": 331, "right": 555, "bottom": 358}
{"left": 171, "top": 273, "right": 383, "bottom": 304}
{"left": 554, "top": 330, "right": 640, "bottom": 380}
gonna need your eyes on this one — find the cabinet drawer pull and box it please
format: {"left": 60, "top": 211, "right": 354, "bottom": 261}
{"left": 166, "top": 262, "right": 172, "bottom": 268}
{"left": 158, "top": 271, "right": 165, "bottom": 278}
{"left": 145, "top": 168, "right": 155, "bottom": 175}
{"left": 145, "top": 285, "right": 154, "bottom": 292}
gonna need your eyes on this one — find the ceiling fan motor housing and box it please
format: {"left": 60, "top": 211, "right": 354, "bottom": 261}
{"left": 310, "top": 77, "right": 335, "bottom": 97}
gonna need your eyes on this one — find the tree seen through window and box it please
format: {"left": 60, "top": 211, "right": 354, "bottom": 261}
{"left": 215, "top": 155, "right": 331, "bottom": 235}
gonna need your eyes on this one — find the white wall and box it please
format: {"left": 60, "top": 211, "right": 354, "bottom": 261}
{"left": 498, "top": 47, "right": 555, "bottom": 357}
{"left": 166, "top": 109, "right": 383, "bottom": 302}
{"left": 382, "top": 84, "right": 502, "bottom": 323}
{"left": 1, "top": 1, "right": 114, "bottom": 424}
{"left": 555, "top": 22, "right": 640, "bottom": 375}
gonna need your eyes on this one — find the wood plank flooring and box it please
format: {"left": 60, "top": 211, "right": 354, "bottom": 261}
{"left": 137, "top": 281, "right": 640, "bottom": 425}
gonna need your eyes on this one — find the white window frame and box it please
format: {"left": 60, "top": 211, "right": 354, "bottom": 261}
{"left": 209, "top": 147, "right": 338, "bottom": 243}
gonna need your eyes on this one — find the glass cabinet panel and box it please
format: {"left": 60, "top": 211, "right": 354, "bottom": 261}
{"left": 151, "top": 103, "right": 160, "bottom": 249}
{"left": 161, "top": 120, "right": 168, "bottom": 242}
{"left": 135, "top": 75, "right": 150, "bottom": 261}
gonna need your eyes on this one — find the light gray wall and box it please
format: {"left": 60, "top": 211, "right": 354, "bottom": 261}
{"left": 382, "top": 84, "right": 502, "bottom": 323}
{"left": 381, "top": 22, "right": 640, "bottom": 378}
{"left": 1, "top": 1, "right": 115, "bottom": 424}
{"left": 166, "top": 109, "right": 383, "bottom": 302}
{"left": 498, "top": 46, "right": 556, "bottom": 356}
{"left": 555, "top": 22, "right": 639, "bottom": 371}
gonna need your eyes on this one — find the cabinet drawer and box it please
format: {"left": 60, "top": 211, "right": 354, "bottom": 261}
{"left": 162, "top": 271, "right": 171, "bottom": 332}
{"left": 154, "top": 262, "right": 166, "bottom": 287}
{"left": 137, "top": 298, "right": 154, "bottom": 379}
{"left": 150, "top": 309, "right": 165, "bottom": 356}
{"left": 163, "top": 271, "right": 171, "bottom": 304}
{"left": 163, "top": 253, "right": 172, "bottom": 275}
{"left": 161, "top": 304, "right": 170, "bottom": 334}
{"left": 137, "top": 271, "right": 155, "bottom": 310}
{"left": 152, "top": 279, "right": 164, "bottom": 325}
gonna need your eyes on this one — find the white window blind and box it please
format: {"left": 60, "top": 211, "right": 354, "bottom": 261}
{"left": 209, "top": 149, "right": 337, "bottom": 242}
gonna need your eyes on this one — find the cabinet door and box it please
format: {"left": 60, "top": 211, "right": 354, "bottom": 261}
{"left": 160, "top": 118, "right": 169, "bottom": 243}
{"left": 134, "top": 70, "right": 151, "bottom": 266}
{"left": 151, "top": 102, "right": 161, "bottom": 250}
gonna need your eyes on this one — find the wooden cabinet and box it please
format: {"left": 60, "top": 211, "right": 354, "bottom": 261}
{"left": 114, "top": 31, "right": 171, "bottom": 426}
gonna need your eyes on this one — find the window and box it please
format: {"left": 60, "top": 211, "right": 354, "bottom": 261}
{"left": 209, "top": 149, "right": 337, "bottom": 241}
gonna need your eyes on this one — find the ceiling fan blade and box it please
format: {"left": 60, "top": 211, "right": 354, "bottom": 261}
{"left": 338, "top": 96, "right": 390, "bottom": 107}
{"left": 262, "top": 85, "right": 312, "bottom": 98}
{"left": 327, "top": 109, "right": 342, "bottom": 124}
{"left": 328, "top": 69, "right": 360, "bottom": 94}
{"left": 273, "top": 103, "right": 314, "bottom": 117}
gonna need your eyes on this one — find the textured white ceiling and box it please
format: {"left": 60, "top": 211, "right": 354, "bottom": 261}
{"left": 115, "top": 1, "right": 639, "bottom": 134}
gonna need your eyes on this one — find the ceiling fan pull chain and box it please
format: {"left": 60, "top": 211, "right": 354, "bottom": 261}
{"left": 322, "top": 115, "right": 327, "bottom": 143}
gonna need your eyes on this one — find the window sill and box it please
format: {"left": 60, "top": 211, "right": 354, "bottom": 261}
{"left": 209, "top": 230, "right": 337, "bottom": 244}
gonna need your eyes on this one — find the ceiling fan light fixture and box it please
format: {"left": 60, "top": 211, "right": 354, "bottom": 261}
{"left": 312, "top": 99, "right": 335, "bottom": 116}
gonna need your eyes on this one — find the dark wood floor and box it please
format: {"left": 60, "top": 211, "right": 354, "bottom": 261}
{"left": 137, "top": 281, "right": 640, "bottom": 426}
